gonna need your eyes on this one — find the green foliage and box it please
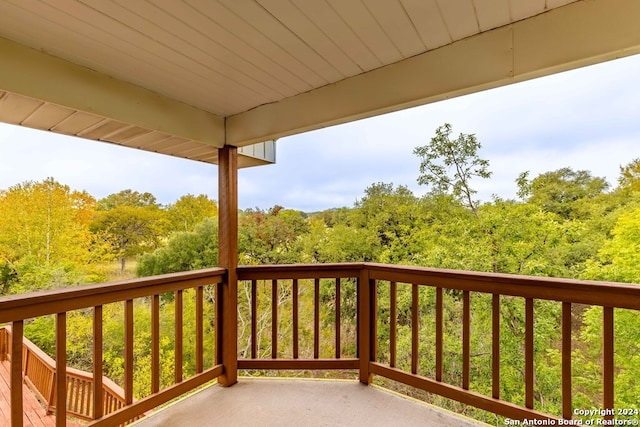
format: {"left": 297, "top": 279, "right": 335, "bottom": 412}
{"left": 166, "top": 194, "right": 217, "bottom": 233}
{"left": 583, "top": 206, "right": 640, "bottom": 283}
{"left": 414, "top": 123, "right": 491, "bottom": 213}
{"left": 352, "top": 183, "right": 420, "bottom": 250}
{"left": 136, "top": 218, "right": 218, "bottom": 276}
{"left": 521, "top": 167, "right": 609, "bottom": 220}
{"left": 617, "top": 158, "right": 640, "bottom": 194}
{"left": 98, "top": 189, "right": 159, "bottom": 210}
{"left": 238, "top": 206, "right": 309, "bottom": 265}
{"left": 91, "top": 194, "right": 167, "bottom": 274}
{"left": 0, "top": 178, "right": 105, "bottom": 293}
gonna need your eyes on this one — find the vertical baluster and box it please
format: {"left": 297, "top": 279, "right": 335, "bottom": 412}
{"left": 272, "top": 279, "right": 278, "bottom": 359}
{"left": 68, "top": 377, "right": 74, "bottom": 414}
{"left": 462, "top": 290, "right": 470, "bottom": 390}
{"left": 78, "top": 378, "right": 85, "bottom": 415}
{"left": 335, "top": 278, "right": 341, "bottom": 359}
{"left": 492, "top": 294, "right": 500, "bottom": 399}
{"left": 436, "top": 287, "right": 443, "bottom": 382}
{"left": 151, "top": 295, "right": 160, "bottom": 393}
{"left": 356, "top": 276, "right": 360, "bottom": 359}
{"left": 251, "top": 280, "right": 257, "bottom": 359}
{"left": 390, "top": 281, "right": 397, "bottom": 368}
{"left": 314, "top": 279, "right": 320, "bottom": 359}
{"left": 216, "top": 282, "right": 223, "bottom": 366}
{"left": 93, "top": 305, "right": 103, "bottom": 419}
{"left": 603, "top": 307, "right": 614, "bottom": 420}
{"left": 81, "top": 378, "right": 88, "bottom": 417}
{"left": 562, "top": 302, "right": 572, "bottom": 419}
{"left": 124, "top": 299, "right": 133, "bottom": 405}
{"left": 371, "top": 279, "right": 378, "bottom": 363}
{"left": 293, "top": 279, "right": 299, "bottom": 359}
{"left": 175, "top": 289, "right": 183, "bottom": 383}
{"left": 411, "top": 284, "right": 418, "bottom": 375}
{"left": 56, "top": 313, "right": 66, "bottom": 427}
{"left": 11, "top": 320, "right": 23, "bottom": 427}
{"left": 196, "top": 286, "right": 204, "bottom": 374}
{"left": 525, "top": 298, "right": 534, "bottom": 409}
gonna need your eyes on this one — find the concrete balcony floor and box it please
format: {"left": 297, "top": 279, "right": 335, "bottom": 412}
{"left": 134, "top": 378, "right": 486, "bottom": 427}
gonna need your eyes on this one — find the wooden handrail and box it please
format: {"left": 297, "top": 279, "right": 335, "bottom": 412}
{"left": 0, "top": 268, "right": 226, "bottom": 323}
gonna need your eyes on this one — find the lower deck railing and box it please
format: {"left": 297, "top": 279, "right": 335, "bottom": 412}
{"left": 1, "top": 263, "right": 639, "bottom": 426}
{"left": 0, "top": 326, "right": 127, "bottom": 421}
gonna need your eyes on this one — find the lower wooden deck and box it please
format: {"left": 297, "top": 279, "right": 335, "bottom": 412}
{"left": 0, "top": 360, "right": 82, "bottom": 427}
{"left": 134, "top": 378, "right": 487, "bottom": 427}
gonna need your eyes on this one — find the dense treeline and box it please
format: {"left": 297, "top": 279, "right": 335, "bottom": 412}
{"left": 0, "top": 185, "right": 217, "bottom": 292}
{"left": 1, "top": 125, "right": 639, "bottom": 423}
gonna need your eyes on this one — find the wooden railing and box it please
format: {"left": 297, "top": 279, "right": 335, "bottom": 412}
{"left": 2, "top": 263, "right": 639, "bottom": 425}
{"left": 0, "top": 268, "right": 226, "bottom": 427}
{"left": 0, "top": 325, "right": 128, "bottom": 421}
{"left": 236, "top": 263, "right": 362, "bottom": 372}
{"left": 237, "top": 263, "right": 640, "bottom": 423}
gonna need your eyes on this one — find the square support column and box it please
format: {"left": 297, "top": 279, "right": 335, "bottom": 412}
{"left": 218, "top": 145, "right": 238, "bottom": 386}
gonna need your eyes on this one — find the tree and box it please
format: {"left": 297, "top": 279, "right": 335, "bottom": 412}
{"left": 238, "top": 206, "right": 308, "bottom": 265}
{"left": 91, "top": 190, "right": 167, "bottom": 275}
{"left": 97, "top": 189, "right": 159, "bottom": 210}
{"left": 166, "top": 194, "right": 217, "bottom": 233}
{"left": 413, "top": 123, "right": 491, "bottom": 214}
{"left": 476, "top": 200, "right": 573, "bottom": 276}
{"left": 351, "top": 183, "right": 420, "bottom": 251}
{"left": 299, "top": 220, "right": 379, "bottom": 264}
{"left": 517, "top": 168, "right": 609, "bottom": 219}
{"left": 136, "top": 218, "right": 218, "bottom": 276}
{"left": 617, "top": 158, "right": 640, "bottom": 194}
{"left": 583, "top": 206, "right": 640, "bottom": 283}
{"left": 0, "top": 178, "right": 100, "bottom": 293}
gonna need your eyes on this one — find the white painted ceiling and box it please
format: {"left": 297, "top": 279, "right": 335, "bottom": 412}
{"left": 1, "top": 0, "right": 638, "bottom": 165}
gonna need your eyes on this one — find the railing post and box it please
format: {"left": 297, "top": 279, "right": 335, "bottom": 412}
{"left": 603, "top": 307, "right": 614, "bottom": 421}
{"left": 55, "top": 313, "right": 67, "bottom": 427}
{"left": 11, "top": 321, "right": 23, "bottom": 427}
{"left": 358, "top": 267, "right": 371, "bottom": 384}
{"left": 93, "top": 305, "right": 103, "bottom": 420}
{"left": 218, "top": 145, "right": 238, "bottom": 386}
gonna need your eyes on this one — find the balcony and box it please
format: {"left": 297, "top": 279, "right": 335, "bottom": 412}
{"left": 1, "top": 262, "right": 637, "bottom": 426}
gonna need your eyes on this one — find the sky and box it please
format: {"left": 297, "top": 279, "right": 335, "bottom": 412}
{"left": 1, "top": 53, "right": 640, "bottom": 212}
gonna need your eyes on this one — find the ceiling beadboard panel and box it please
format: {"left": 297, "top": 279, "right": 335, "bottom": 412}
{"left": 292, "top": 0, "right": 382, "bottom": 72}
{"left": 437, "top": 0, "right": 480, "bottom": 41}
{"left": 510, "top": 0, "right": 547, "bottom": 21}
{"left": 327, "top": 0, "right": 404, "bottom": 65}
{"left": 21, "top": 103, "right": 76, "bottom": 131}
{"left": 400, "top": 0, "right": 452, "bottom": 50}
{"left": 257, "top": 0, "right": 362, "bottom": 78}
{"left": 219, "top": 0, "right": 343, "bottom": 84}
{"left": 363, "top": 0, "right": 426, "bottom": 57}
{"left": 474, "top": 0, "right": 511, "bottom": 32}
